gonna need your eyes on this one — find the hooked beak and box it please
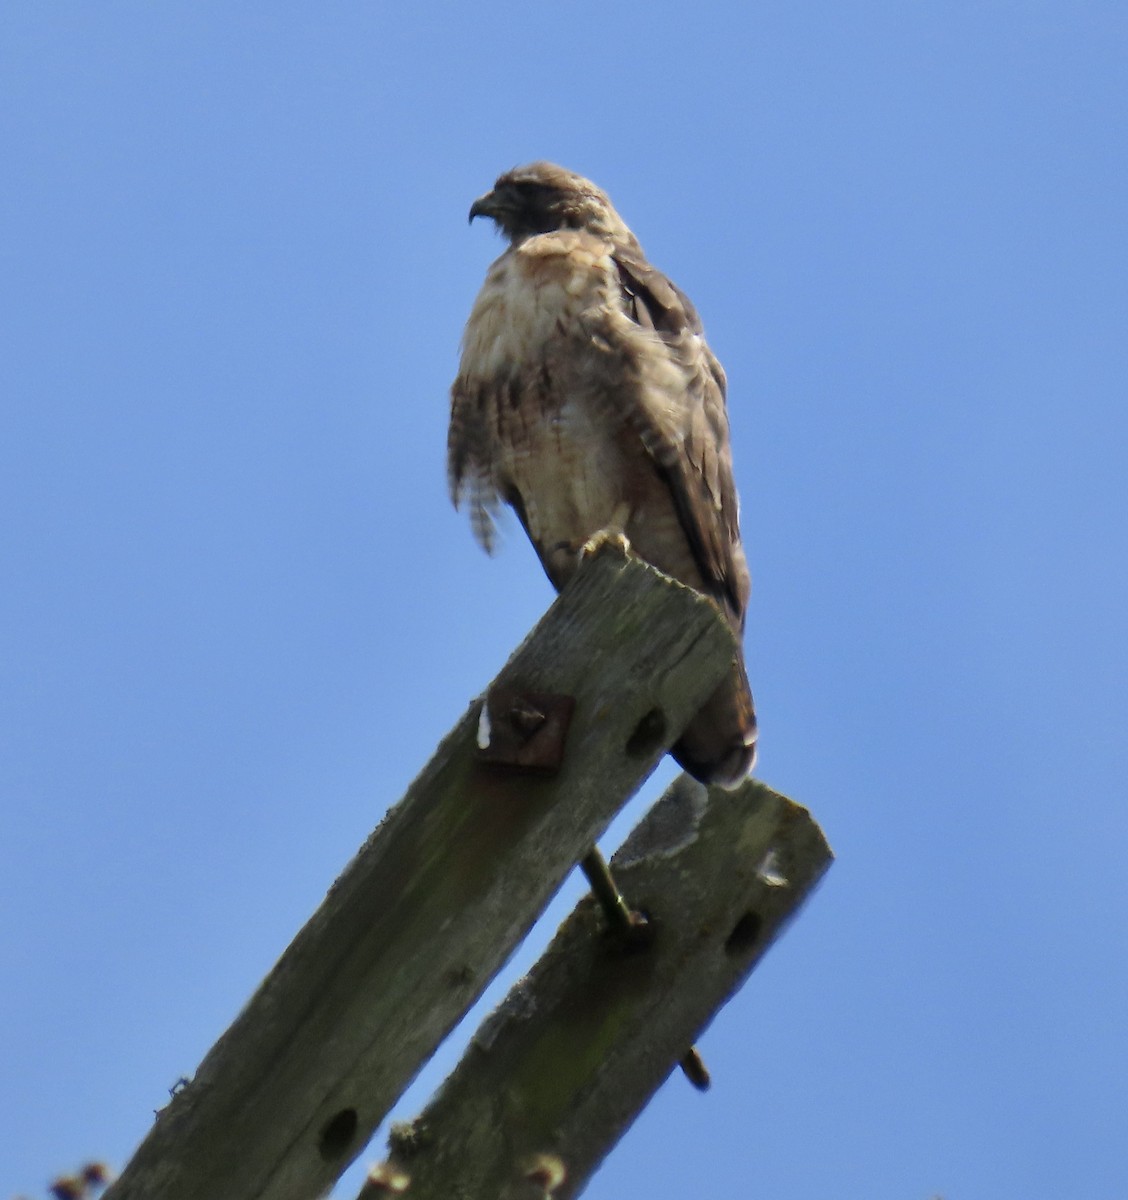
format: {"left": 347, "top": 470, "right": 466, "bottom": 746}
{"left": 468, "top": 188, "right": 508, "bottom": 224}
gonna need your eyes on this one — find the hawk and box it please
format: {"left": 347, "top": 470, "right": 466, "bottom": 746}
{"left": 449, "top": 162, "right": 757, "bottom": 786}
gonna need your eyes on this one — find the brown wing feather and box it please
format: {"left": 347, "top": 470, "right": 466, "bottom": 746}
{"left": 448, "top": 378, "right": 503, "bottom": 554}
{"left": 610, "top": 248, "right": 749, "bottom": 626}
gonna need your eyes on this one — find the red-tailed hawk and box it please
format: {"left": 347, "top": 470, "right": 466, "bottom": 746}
{"left": 449, "top": 162, "right": 757, "bottom": 786}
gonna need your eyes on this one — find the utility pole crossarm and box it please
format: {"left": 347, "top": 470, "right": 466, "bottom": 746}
{"left": 367, "top": 775, "right": 832, "bottom": 1200}
{"left": 102, "top": 548, "right": 738, "bottom": 1200}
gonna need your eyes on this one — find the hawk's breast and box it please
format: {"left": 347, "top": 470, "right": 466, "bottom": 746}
{"left": 459, "top": 232, "right": 612, "bottom": 374}
{"left": 456, "top": 233, "right": 632, "bottom": 569}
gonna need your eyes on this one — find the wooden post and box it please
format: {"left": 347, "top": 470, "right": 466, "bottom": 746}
{"left": 101, "top": 549, "right": 738, "bottom": 1200}
{"left": 362, "top": 775, "right": 832, "bottom": 1199}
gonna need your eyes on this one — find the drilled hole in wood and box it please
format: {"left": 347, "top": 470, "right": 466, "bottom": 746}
{"left": 625, "top": 707, "right": 667, "bottom": 758}
{"left": 319, "top": 1108, "right": 359, "bottom": 1160}
{"left": 724, "top": 911, "right": 762, "bottom": 956}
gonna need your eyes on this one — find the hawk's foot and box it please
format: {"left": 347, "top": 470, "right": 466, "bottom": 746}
{"left": 580, "top": 524, "right": 632, "bottom": 562}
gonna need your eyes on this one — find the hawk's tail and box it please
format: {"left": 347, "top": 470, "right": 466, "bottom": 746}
{"left": 671, "top": 654, "right": 758, "bottom": 789}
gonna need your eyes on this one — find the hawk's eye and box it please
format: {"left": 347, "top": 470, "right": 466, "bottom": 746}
{"left": 510, "top": 181, "right": 556, "bottom": 207}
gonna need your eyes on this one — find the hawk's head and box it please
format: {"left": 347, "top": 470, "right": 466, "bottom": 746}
{"left": 469, "top": 162, "right": 638, "bottom": 247}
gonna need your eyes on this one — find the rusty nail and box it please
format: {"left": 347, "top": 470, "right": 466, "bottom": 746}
{"left": 580, "top": 848, "right": 653, "bottom": 950}
{"left": 509, "top": 699, "right": 546, "bottom": 736}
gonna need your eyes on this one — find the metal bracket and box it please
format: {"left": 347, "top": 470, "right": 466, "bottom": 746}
{"left": 476, "top": 688, "right": 576, "bottom": 774}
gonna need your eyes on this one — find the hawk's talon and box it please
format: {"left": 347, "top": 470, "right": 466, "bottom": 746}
{"left": 580, "top": 527, "right": 631, "bottom": 561}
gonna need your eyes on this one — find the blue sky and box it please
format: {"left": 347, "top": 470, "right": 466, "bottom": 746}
{"left": 2, "top": 3, "right": 1126, "bottom": 1197}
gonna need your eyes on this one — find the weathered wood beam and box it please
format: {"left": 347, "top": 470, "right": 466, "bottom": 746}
{"left": 102, "top": 549, "right": 738, "bottom": 1200}
{"left": 363, "top": 776, "right": 832, "bottom": 1200}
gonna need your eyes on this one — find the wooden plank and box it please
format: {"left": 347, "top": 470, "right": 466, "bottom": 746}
{"left": 102, "top": 549, "right": 738, "bottom": 1200}
{"left": 363, "top": 775, "right": 832, "bottom": 1199}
